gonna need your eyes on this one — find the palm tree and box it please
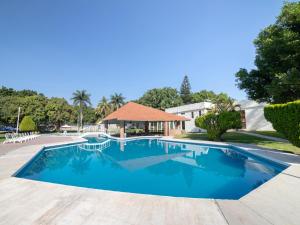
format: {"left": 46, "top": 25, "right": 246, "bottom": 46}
{"left": 71, "top": 90, "right": 91, "bottom": 130}
{"left": 213, "top": 94, "right": 236, "bottom": 113}
{"left": 110, "top": 93, "right": 125, "bottom": 110}
{"left": 95, "top": 96, "right": 112, "bottom": 119}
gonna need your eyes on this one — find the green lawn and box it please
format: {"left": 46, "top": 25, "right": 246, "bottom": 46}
{"left": 176, "top": 132, "right": 300, "bottom": 154}
{"left": 251, "top": 131, "right": 286, "bottom": 139}
{"left": 0, "top": 134, "right": 5, "bottom": 143}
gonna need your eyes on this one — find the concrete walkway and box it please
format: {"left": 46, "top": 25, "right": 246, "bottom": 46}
{"left": 237, "top": 130, "right": 288, "bottom": 143}
{"left": 0, "top": 136, "right": 74, "bottom": 156}
{"left": 0, "top": 136, "right": 300, "bottom": 225}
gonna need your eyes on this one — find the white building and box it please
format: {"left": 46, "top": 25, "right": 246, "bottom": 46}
{"left": 165, "top": 102, "right": 213, "bottom": 132}
{"left": 238, "top": 100, "right": 274, "bottom": 131}
{"left": 165, "top": 100, "right": 274, "bottom": 132}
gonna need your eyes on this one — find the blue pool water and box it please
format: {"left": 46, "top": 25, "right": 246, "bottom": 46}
{"left": 15, "top": 138, "right": 287, "bottom": 199}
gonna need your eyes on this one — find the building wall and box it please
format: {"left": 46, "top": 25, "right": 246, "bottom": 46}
{"left": 166, "top": 100, "right": 274, "bottom": 132}
{"left": 165, "top": 102, "right": 213, "bottom": 132}
{"left": 238, "top": 100, "right": 274, "bottom": 131}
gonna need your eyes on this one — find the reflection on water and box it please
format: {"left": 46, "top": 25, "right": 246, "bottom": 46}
{"left": 16, "top": 139, "right": 286, "bottom": 199}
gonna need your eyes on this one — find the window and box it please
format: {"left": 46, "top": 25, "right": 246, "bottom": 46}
{"left": 199, "top": 111, "right": 202, "bottom": 116}
{"left": 170, "top": 122, "right": 174, "bottom": 129}
{"left": 191, "top": 112, "right": 194, "bottom": 118}
{"left": 181, "top": 112, "right": 185, "bottom": 115}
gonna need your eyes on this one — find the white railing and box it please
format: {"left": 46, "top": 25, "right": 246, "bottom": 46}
{"left": 82, "top": 124, "right": 108, "bottom": 133}
{"left": 78, "top": 139, "right": 111, "bottom": 152}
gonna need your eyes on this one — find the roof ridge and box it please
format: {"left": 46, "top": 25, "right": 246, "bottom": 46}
{"left": 103, "top": 102, "right": 189, "bottom": 122}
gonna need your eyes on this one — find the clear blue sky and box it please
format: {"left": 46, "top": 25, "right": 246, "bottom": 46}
{"left": 0, "top": 0, "right": 291, "bottom": 106}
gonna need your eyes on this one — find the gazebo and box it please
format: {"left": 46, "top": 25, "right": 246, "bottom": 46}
{"left": 103, "top": 102, "right": 189, "bottom": 138}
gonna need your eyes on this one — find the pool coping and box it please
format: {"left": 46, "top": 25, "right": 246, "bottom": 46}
{"left": 7, "top": 136, "right": 295, "bottom": 198}
{"left": 0, "top": 136, "right": 299, "bottom": 224}
{"left": 161, "top": 137, "right": 291, "bottom": 167}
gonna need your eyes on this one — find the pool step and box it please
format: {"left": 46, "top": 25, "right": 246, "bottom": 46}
{"left": 78, "top": 139, "right": 111, "bottom": 152}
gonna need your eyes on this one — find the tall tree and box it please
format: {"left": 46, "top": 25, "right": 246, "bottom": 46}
{"left": 212, "top": 93, "right": 236, "bottom": 113}
{"left": 191, "top": 90, "right": 218, "bottom": 103}
{"left": 82, "top": 106, "right": 97, "bottom": 124}
{"left": 22, "top": 95, "right": 48, "bottom": 125}
{"left": 95, "top": 97, "right": 112, "bottom": 119}
{"left": 71, "top": 90, "right": 91, "bottom": 130}
{"left": 180, "top": 75, "right": 192, "bottom": 104}
{"left": 46, "top": 98, "right": 74, "bottom": 130}
{"left": 110, "top": 93, "right": 125, "bottom": 110}
{"left": 235, "top": 2, "right": 300, "bottom": 103}
{"left": 138, "top": 87, "right": 183, "bottom": 110}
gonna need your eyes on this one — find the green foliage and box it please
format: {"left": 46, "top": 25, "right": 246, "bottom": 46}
{"left": 180, "top": 75, "right": 192, "bottom": 104}
{"left": 110, "top": 93, "right": 125, "bottom": 110}
{"left": 235, "top": 2, "right": 300, "bottom": 103}
{"left": 212, "top": 93, "right": 236, "bottom": 113}
{"left": 21, "top": 95, "right": 48, "bottom": 125}
{"left": 0, "top": 96, "right": 24, "bottom": 124}
{"left": 19, "top": 116, "right": 36, "bottom": 132}
{"left": 138, "top": 87, "right": 183, "bottom": 110}
{"left": 82, "top": 106, "right": 97, "bottom": 124}
{"left": 71, "top": 90, "right": 92, "bottom": 129}
{"left": 127, "top": 128, "right": 144, "bottom": 134}
{"left": 191, "top": 90, "right": 217, "bottom": 103}
{"left": 0, "top": 86, "right": 41, "bottom": 98}
{"left": 46, "top": 98, "right": 74, "bottom": 130}
{"left": 264, "top": 100, "right": 300, "bottom": 147}
{"left": 195, "top": 111, "right": 242, "bottom": 141}
{"left": 0, "top": 87, "right": 47, "bottom": 126}
{"left": 192, "top": 91, "right": 235, "bottom": 112}
{"left": 95, "top": 97, "right": 112, "bottom": 120}
{"left": 71, "top": 90, "right": 91, "bottom": 108}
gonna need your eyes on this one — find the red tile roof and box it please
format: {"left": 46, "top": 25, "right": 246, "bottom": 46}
{"left": 103, "top": 102, "right": 189, "bottom": 122}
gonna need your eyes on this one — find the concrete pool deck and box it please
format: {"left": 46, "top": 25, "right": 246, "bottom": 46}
{"left": 0, "top": 136, "right": 300, "bottom": 225}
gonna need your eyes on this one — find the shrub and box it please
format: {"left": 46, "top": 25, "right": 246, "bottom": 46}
{"left": 20, "top": 116, "right": 36, "bottom": 132}
{"left": 195, "top": 111, "right": 242, "bottom": 141}
{"left": 264, "top": 100, "right": 300, "bottom": 147}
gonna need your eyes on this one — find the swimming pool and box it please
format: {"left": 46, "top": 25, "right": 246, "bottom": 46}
{"left": 15, "top": 137, "right": 287, "bottom": 199}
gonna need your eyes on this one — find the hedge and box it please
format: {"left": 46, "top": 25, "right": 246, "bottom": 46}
{"left": 20, "top": 116, "right": 36, "bottom": 132}
{"left": 195, "top": 111, "right": 242, "bottom": 141}
{"left": 264, "top": 100, "right": 300, "bottom": 147}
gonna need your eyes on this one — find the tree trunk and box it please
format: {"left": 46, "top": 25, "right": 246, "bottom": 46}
{"left": 80, "top": 108, "right": 83, "bottom": 131}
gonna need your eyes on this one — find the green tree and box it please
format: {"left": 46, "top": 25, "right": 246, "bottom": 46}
{"left": 212, "top": 93, "right": 236, "bottom": 113}
{"left": 71, "top": 90, "right": 91, "bottom": 130}
{"left": 22, "top": 95, "right": 48, "bottom": 125}
{"left": 235, "top": 2, "right": 300, "bottom": 103}
{"left": 191, "top": 90, "right": 217, "bottom": 103}
{"left": 20, "top": 116, "right": 36, "bottom": 132}
{"left": 82, "top": 106, "right": 97, "bottom": 124}
{"left": 0, "top": 86, "right": 40, "bottom": 98}
{"left": 110, "top": 93, "right": 125, "bottom": 110}
{"left": 46, "top": 98, "right": 74, "bottom": 130}
{"left": 264, "top": 100, "right": 300, "bottom": 147}
{"left": 0, "top": 96, "right": 24, "bottom": 125}
{"left": 180, "top": 75, "right": 192, "bottom": 104}
{"left": 138, "top": 87, "right": 183, "bottom": 110}
{"left": 95, "top": 97, "right": 112, "bottom": 119}
{"left": 0, "top": 87, "right": 47, "bottom": 127}
{"left": 195, "top": 111, "right": 242, "bottom": 141}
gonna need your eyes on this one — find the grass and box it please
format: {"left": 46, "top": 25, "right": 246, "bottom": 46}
{"left": 0, "top": 133, "right": 5, "bottom": 143}
{"left": 251, "top": 131, "right": 286, "bottom": 139}
{"left": 176, "top": 132, "right": 300, "bottom": 155}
